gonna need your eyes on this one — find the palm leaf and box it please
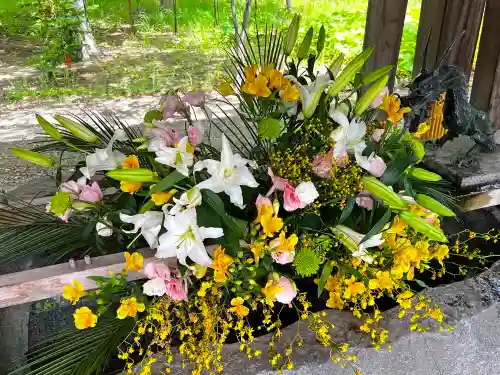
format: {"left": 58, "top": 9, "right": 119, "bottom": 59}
{"left": 8, "top": 316, "right": 135, "bottom": 375}
{"left": 0, "top": 192, "right": 90, "bottom": 265}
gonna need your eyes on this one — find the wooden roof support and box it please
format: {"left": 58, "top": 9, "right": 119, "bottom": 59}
{"left": 470, "top": 0, "right": 500, "bottom": 129}
{"left": 363, "top": 0, "right": 408, "bottom": 92}
{"left": 413, "top": 0, "right": 486, "bottom": 79}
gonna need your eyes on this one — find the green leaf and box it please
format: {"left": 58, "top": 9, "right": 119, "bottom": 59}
{"left": 317, "top": 25, "right": 326, "bottom": 55}
{"left": 144, "top": 109, "right": 163, "bottom": 124}
{"left": 150, "top": 170, "right": 186, "bottom": 193}
{"left": 339, "top": 197, "right": 355, "bottom": 224}
{"left": 202, "top": 190, "right": 247, "bottom": 238}
{"left": 381, "top": 155, "right": 418, "bottom": 186}
{"left": 139, "top": 199, "right": 155, "bottom": 214}
{"left": 258, "top": 117, "right": 282, "bottom": 140}
{"left": 415, "top": 279, "right": 428, "bottom": 288}
{"left": 360, "top": 207, "right": 391, "bottom": 244}
{"left": 317, "top": 260, "right": 334, "bottom": 298}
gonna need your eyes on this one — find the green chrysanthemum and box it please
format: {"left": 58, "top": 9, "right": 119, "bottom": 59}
{"left": 50, "top": 192, "right": 73, "bottom": 215}
{"left": 293, "top": 247, "right": 321, "bottom": 277}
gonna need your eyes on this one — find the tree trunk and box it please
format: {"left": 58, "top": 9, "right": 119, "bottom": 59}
{"left": 286, "top": 0, "right": 292, "bottom": 10}
{"left": 74, "top": 0, "right": 99, "bottom": 59}
{"left": 160, "top": 0, "right": 173, "bottom": 6}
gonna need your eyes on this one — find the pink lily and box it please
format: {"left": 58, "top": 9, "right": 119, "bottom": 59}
{"left": 182, "top": 91, "right": 206, "bottom": 107}
{"left": 187, "top": 121, "right": 204, "bottom": 147}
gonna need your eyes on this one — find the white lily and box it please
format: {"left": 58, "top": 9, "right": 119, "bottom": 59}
{"left": 80, "top": 129, "right": 127, "bottom": 179}
{"left": 332, "top": 224, "right": 385, "bottom": 264}
{"left": 119, "top": 211, "right": 164, "bottom": 249}
{"left": 286, "top": 74, "right": 332, "bottom": 118}
{"left": 355, "top": 151, "right": 387, "bottom": 177}
{"left": 153, "top": 136, "right": 194, "bottom": 177}
{"left": 96, "top": 217, "right": 113, "bottom": 237}
{"left": 194, "top": 134, "right": 258, "bottom": 209}
{"left": 156, "top": 208, "right": 223, "bottom": 266}
{"left": 329, "top": 110, "right": 366, "bottom": 157}
{"left": 170, "top": 187, "right": 202, "bottom": 215}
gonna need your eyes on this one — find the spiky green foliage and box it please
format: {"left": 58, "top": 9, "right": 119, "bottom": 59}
{"left": 293, "top": 246, "right": 321, "bottom": 277}
{"left": 7, "top": 316, "right": 135, "bottom": 375}
{"left": 0, "top": 193, "right": 91, "bottom": 265}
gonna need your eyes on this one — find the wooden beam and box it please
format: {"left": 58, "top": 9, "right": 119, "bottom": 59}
{"left": 0, "top": 249, "right": 164, "bottom": 309}
{"left": 470, "top": 0, "right": 500, "bottom": 129}
{"left": 413, "top": 0, "right": 485, "bottom": 79}
{"left": 363, "top": 0, "right": 408, "bottom": 92}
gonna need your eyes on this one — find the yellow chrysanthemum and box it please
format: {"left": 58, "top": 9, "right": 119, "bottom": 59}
{"left": 124, "top": 251, "right": 144, "bottom": 272}
{"left": 117, "top": 297, "right": 146, "bottom": 319}
{"left": 62, "top": 280, "right": 86, "bottom": 305}
{"left": 230, "top": 297, "right": 249, "bottom": 317}
{"left": 380, "top": 94, "right": 411, "bottom": 125}
{"left": 151, "top": 189, "right": 176, "bottom": 206}
{"left": 74, "top": 306, "right": 98, "bottom": 329}
{"left": 211, "top": 246, "right": 233, "bottom": 283}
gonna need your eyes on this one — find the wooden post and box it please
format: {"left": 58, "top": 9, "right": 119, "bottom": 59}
{"left": 413, "top": 0, "right": 485, "bottom": 79}
{"left": 363, "top": 0, "right": 408, "bottom": 92}
{"left": 470, "top": 0, "right": 500, "bottom": 129}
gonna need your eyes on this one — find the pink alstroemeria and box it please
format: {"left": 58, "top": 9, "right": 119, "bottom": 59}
{"left": 275, "top": 276, "right": 297, "bottom": 304}
{"left": 272, "top": 251, "right": 295, "bottom": 265}
{"left": 283, "top": 183, "right": 302, "bottom": 212}
{"left": 61, "top": 177, "right": 102, "bottom": 203}
{"left": 371, "top": 86, "right": 389, "bottom": 108}
{"left": 166, "top": 278, "right": 188, "bottom": 301}
{"left": 151, "top": 120, "right": 182, "bottom": 147}
{"left": 266, "top": 168, "right": 290, "bottom": 195}
{"left": 312, "top": 150, "right": 334, "bottom": 178}
{"left": 182, "top": 91, "right": 206, "bottom": 107}
{"left": 187, "top": 122, "right": 204, "bottom": 147}
{"left": 160, "top": 95, "right": 185, "bottom": 119}
{"left": 256, "top": 194, "right": 272, "bottom": 210}
{"left": 355, "top": 193, "right": 374, "bottom": 210}
{"left": 371, "top": 128, "right": 385, "bottom": 143}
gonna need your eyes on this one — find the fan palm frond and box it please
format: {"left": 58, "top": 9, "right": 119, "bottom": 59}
{"left": 8, "top": 316, "right": 135, "bottom": 375}
{"left": 0, "top": 192, "right": 90, "bottom": 265}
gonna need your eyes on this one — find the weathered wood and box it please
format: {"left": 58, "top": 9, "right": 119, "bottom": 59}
{"left": 413, "top": 0, "right": 485, "bottom": 79}
{"left": 470, "top": 0, "right": 500, "bottom": 129}
{"left": 363, "top": 0, "right": 408, "bottom": 92}
{"left": 0, "top": 250, "right": 159, "bottom": 309}
{"left": 460, "top": 189, "right": 500, "bottom": 211}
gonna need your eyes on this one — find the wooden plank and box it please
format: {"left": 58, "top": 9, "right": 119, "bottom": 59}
{"left": 363, "top": 0, "right": 408, "bottom": 92}
{"left": 470, "top": 0, "right": 500, "bottom": 129}
{"left": 413, "top": 0, "right": 485, "bottom": 79}
{"left": 0, "top": 249, "right": 164, "bottom": 309}
{"left": 459, "top": 188, "right": 500, "bottom": 211}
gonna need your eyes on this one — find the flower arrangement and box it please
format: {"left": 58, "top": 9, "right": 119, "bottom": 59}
{"left": 6, "top": 16, "right": 496, "bottom": 375}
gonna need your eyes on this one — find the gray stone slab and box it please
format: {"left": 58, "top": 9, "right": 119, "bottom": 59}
{"left": 424, "top": 135, "right": 500, "bottom": 192}
{"left": 143, "top": 262, "right": 500, "bottom": 375}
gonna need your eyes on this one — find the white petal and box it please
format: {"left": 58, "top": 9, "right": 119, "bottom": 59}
{"left": 330, "top": 110, "right": 350, "bottom": 129}
{"left": 143, "top": 278, "right": 167, "bottom": 296}
{"left": 196, "top": 176, "right": 225, "bottom": 194}
{"left": 225, "top": 184, "right": 244, "bottom": 208}
{"left": 295, "top": 181, "right": 319, "bottom": 205}
{"left": 142, "top": 225, "right": 162, "bottom": 249}
{"left": 193, "top": 159, "right": 220, "bottom": 175}
{"left": 156, "top": 232, "right": 178, "bottom": 258}
{"left": 233, "top": 166, "right": 259, "bottom": 188}
{"left": 148, "top": 138, "right": 167, "bottom": 153}
{"left": 347, "top": 118, "right": 367, "bottom": 142}
{"left": 187, "top": 242, "right": 213, "bottom": 267}
{"left": 119, "top": 213, "right": 143, "bottom": 233}
{"left": 220, "top": 134, "right": 234, "bottom": 171}
{"left": 198, "top": 226, "right": 224, "bottom": 240}
{"left": 362, "top": 234, "right": 385, "bottom": 249}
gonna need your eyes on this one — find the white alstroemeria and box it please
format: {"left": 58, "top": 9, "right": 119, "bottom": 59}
{"left": 355, "top": 151, "right": 387, "bottom": 178}
{"left": 119, "top": 211, "right": 164, "bottom": 249}
{"left": 332, "top": 225, "right": 385, "bottom": 264}
{"left": 329, "top": 110, "right": 367, "bottom": 157}
{"left": 170, "top": 187, "right": 202, "bottom": 215}
{"left": 143, "top": 278, "right": 167, "bottom": 297}
{"left": 96, "top": 219, "right": 113, "bottom": 237}
{"left": 153, "top": 136, "right": 194, "bottom": 177}
{"left": 295, "top": 181, "right": 319, "bottom": 206}
{"left": 156, "top": 208, "right": 223, "bottom": 266}
{"left": 80, "top": 129, "right": 127, "bottom": 179}
{"left": 286, "top": 74, "right": 332, "bottom": 118}
{"left": 194, "top": 134, "right": 258, "bottom": 209}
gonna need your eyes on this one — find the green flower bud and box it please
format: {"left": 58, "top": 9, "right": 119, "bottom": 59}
{"left": 107, "top": 168, "right": 159, "bottom": 182}
{"left": 55, "top": 114, "right": 98, "bottom": 143}
{"left": 317, "top": 25, "right": 326, "bottom": 55}
{"left": 284, "top": 14, "right": 301, "bottom": 56}
{"left": 36, "top": 114, "right": 62, "bottom": 141}
{"left": 297, "top": 27, "right": 313, "bottom": 61}
{"left": 10, "top": 147, "right": 55, "bottom": 168}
